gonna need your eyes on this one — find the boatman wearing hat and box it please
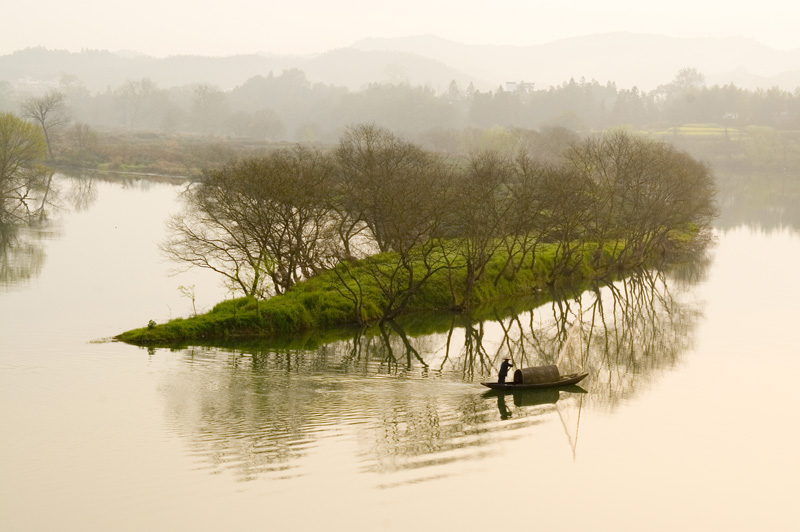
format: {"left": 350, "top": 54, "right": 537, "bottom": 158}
{"left": 498, "top": 358, "right": 513, "bottom": 384}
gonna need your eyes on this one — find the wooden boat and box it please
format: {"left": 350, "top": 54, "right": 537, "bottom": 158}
{"left": 481, "top": 383, "right": 587, "bottom": 398}
{"left": 481, "top": 372, "right": 588, "bottom": 391}
{"left": 481, "top": 384, "right": 586, "bottom": 406}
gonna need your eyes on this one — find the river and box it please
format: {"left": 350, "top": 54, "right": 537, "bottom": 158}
{"left": 1, "top": 173, "right": 799, "bottom": 531}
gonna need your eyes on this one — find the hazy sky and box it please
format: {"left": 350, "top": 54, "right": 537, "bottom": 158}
{"left": 3, "top": 0, "right": 799, "bottom": 56}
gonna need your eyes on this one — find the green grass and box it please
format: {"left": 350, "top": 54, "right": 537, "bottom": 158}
{"left": 116, "top": 231, "right": 696, "bottom": 346}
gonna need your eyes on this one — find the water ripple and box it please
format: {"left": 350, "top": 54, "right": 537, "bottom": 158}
{"left": 156, "top": 349, "right": 585, "bottom": 486}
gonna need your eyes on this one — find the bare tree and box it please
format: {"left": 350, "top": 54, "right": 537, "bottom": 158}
{"left": 332, "top": 126, "right": 456, "bottom": 321}
{"left": 358, "top": 155, "right": 453, "bottom": 320}
{"left": 162, "top": 146, "right": 337, "bottom": 297}
{"left": 492, "top": 151, "right": 551, "bottom": 285}
{"left": 334, "top": 124, "right": 440, "bottom": 253}
{"left": 441, "top": 149, "right": 515, "bottom": 308}
{"left": 21, "top": 90, "right": 70, "bottom": 160}
{"left": 536, "top": 164, "right": 596, "bottom": 284}
{"left": 567, "top": 130, "right": 717, "bottom": 269}
{"left": 114, "top": 78, "right": 164, "bottom": 129}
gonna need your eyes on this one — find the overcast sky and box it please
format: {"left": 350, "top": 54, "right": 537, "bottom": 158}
{"left": 3, "top": 0, "right": 799, "bottom": 56}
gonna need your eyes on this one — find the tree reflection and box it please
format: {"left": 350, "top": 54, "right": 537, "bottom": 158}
{"left": 62, "top": 174, "right": 98, "bottom": 212}
{"left": 156, "top": 252, "right": 708, "bottom": 483}
{"left": 0, "top": 222, "right": 47, "bottom": 288}
{"left": 1, "top": 173, "right": 100, "bottom": 289}
{"left": 159, "top": 347, "right": 319, "bottom": 482}
{"left": 578, "top": 269, "right": 700, "bottom": 406}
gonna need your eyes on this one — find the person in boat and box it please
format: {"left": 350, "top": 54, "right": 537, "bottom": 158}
{"left": 498, "top": 357, "right": 513, "bottom": 384}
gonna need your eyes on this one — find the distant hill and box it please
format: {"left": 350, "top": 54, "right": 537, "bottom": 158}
{"left": 2, "top": 33, "right": 799, "bottom": 94}
{"left": 0, "top": 47, "right": 300, "bottom": 91}
{"left": 352, "top": 33, "right": 800, "bottom": 91}
{"left": 0, "top": 46, "right": 484, "bottom": 93}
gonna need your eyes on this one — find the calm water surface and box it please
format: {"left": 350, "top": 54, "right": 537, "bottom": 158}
{"left": 1, "top": 175, "right": 799, "bottom": 531}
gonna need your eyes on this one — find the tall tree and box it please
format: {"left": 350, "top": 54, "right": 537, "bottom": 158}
{"left": 332, "top": 125, "right": 455, "bottom": 320}
{"left": 21, "top": 90, "right": 69, "bottom": 160}
{"left": 335, "top": 124, "right": 439, "bottom": 253}
{"left": 492, "top": 151, "right": 552, "bottom": 285}
{"left": 0, "top": 112, "right": 51, "bottom": 223}
{"left": 567, "top": 130, "right": 717, "bottom": 268}
{"left": 443, "top": 149, "right": 515, "bottom": 307}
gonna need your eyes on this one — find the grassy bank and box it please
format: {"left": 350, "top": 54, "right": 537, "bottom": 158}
{"left": 116, "top": 231, "right": 696, "bottom": 346}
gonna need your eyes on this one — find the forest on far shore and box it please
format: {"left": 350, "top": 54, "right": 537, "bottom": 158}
{"left": 2, "top": 65, "right": 800, "bottom": 150}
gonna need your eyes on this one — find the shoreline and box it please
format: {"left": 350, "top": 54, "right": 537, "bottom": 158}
{"left": 115, "top": 230, "right": 705, "bottom": 347}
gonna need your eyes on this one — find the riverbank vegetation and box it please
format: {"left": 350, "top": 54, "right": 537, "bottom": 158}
{"left": 117, "top": 126, "right": 716, "bottom": 345}
{"left": 4, "top": 65, "right": 800, "bottom": 145}
{"left": 0, "top": 111, "right": 53, "bottom": 225}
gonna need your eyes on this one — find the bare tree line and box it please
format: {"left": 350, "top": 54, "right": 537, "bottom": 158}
{"left": 162, "top": 124, "right": 716, "bottom": 323}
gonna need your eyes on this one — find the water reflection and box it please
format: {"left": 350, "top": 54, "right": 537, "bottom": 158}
{"left": 160, "top": 355, "right": 589, "bottom": 486}
{"left": 1, "top": 172, "right": 186, "bottom": 291}
{"left": 716, "top": 169, "right": 800, "bottom": 233}
{"left": 483, "top": 385, "right": 586, "bottom": 410}
{"left": 158, "top": 254, "right": 708, "bottom": 485}
{"left": 160, "top": 355, "right": 317, "bottom": 482}
{"left": 61, "top": 174, "right": 98, "bottom": 212}
{"left": 0, "top": 222, "right": 51, "bottom": 289}
{"left": 0, "top": 173, "right": 101, "bottom": 289}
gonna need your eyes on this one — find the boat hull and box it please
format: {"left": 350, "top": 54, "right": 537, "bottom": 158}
{"left": 480, "top": 372, "right": 588, "bottom": 391}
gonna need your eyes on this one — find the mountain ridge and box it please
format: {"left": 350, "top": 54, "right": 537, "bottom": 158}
{"left": 352, "top": 32, "right": 800, "bottom": 90}
{"left": 3, "top": 33, "right": 799, "bottom": 94}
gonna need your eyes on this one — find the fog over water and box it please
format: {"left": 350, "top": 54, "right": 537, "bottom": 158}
{"left": 2, "top": 4, "right": 800, "bottom": 530}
